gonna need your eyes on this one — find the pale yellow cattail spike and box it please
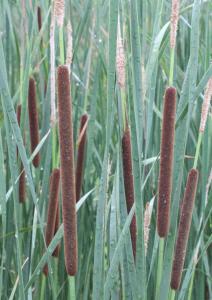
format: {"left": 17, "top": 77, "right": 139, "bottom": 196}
{"left": 54, "top": 0, "right": 65, "bottom": 28}
{"left": 116, "top": 18, "right": 125, "bottom": 89}
{"left": 144, "top": 198, "right": 154, "bottom": 255}
{"left": 170, "top": 0, "right": 180, "bottom": 49}
{"left": 50, "top": 2, "right": 56, "bottom": 126}
{"left": 66, "top": 21, "right": 73, "bottom": 68}
{"left": 199, "top": 78, "right": 212, "bottom": 133}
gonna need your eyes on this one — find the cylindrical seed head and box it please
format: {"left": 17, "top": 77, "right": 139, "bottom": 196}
{"left": 157, "top": 87, "right": 176, "bottom": 237}
{"left": 28, "top": 78, "right": 40, "bottom": 168}
{"left": 57, "top": 65, "right": 78, "bottom": 276}
{"left": 122, "top": 126, "right": 136, "bottom": 258}
{"left": 171, "top": 169, "right": 199, "bottom": 290}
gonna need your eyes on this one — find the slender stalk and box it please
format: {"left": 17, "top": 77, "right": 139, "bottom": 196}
{"left": 193, "top": 133, "right": 202, "bottom": 169}
{"left": 155, "top": 238, "right": 164, "bottom": 300}
{"left": 169, "top": 48, "right": 175, "bottom": 86}
{"left": 59, "top": 27, "right": 65, "bottom": 65}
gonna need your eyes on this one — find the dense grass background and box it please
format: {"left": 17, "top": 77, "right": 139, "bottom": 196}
{"left": 0, "top": 0, "right": 211, "bottom": 299}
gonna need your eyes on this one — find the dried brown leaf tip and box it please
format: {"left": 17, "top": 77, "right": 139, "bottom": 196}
{"left": 157, "top": 87, "right": 176, "bottom": 237}
{"left": 57, "top": 65, "right": 78, "bottom": 276}
{"left": 171, "top": 169, "right": 199, "bottom": 290}
{"left": 28, "top": 77, "right": 40, "bottom": 168}
{"left": 199, "top": 78, "right": 212, "bottom": 133}
{"left": 43, "top": 168, "right": 60, "bottom": 276}
{"left": 170, "top": 0, "right": 180, "bottom": 49}
{"left": 122, "top": 126, "right": 136, "bottom": 258}
{"left": 76, "top": 113, "right": 88, "bottom": 202}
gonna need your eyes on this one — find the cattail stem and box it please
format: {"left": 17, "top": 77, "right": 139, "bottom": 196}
{"left": 43, "top": 168, "right": 60, "bottom": 276}
{"left": 169, "top": 47, "right": 175, "bottom": 86}
{"left": 157, "top": 87, "right": 176, "bottom": 238}
{"left": 75, "top": 113, "right": 88, "bottom": 202}
{"left": 28, "top": 78, "right": 40, "bottom": 168}
{"left": 52, "top": 202, "right": 60, "bottom": 257}
{"left": 59, "top": 27, "right": 65, "bottom": 64}
{"left": 193, "top": 133, "right": 202, "bottom": 169}
{"left": 171, "top": 169, "right": 199, "bottom": 290}
{"left": 155, "top": 238, "right": 164, "bottom": 300}
{"left": 122, "top": 126, "right": 136, "bottom": 258}
{"left": 57, "top": 65, "right": 78, "bottom": 276}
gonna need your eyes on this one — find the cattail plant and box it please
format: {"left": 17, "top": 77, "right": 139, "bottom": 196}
{"left": 122, "top": 125, "right": 136, "bottom": 258}
{"left": 37, "top": 6, "right": 42, "bottom": 32}
{"left": 157, "top": 87, "right": 176, "bottom": 237}
{"left": 171, "top": 168, "right": 199, "bottom": 290}
{"left": 57, "top": 65, "right": 78, "bottom": 275}
{"left": 28, "top": 78, "right": 40, "bottom": 168}
{"left": 16, "top": 104, "right": 26, "bottom": 203}
{"left": 76, "top": 113, "right": 88, "bottom": 202}
{"left": 52, "top": 203, "right": 60, "bottom": 257}
{"left": 170, "top": 0, "right": 180, "bottom": 50}
{"left": 199, "top": 78, "right": 212, "bottom": 133}
{"left": 43, "top": 168, "right": 60, "bottom": 276}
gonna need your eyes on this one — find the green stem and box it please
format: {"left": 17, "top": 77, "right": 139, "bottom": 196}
{"left": 52, "top": 125, "right": 57, "bottom": 169}
{"left": 59, "top": 27, "right": 65, "bottom": 65}
{"left": 169, "top": 289, "right": 175, "bottom": 300}
{"left": 40, "top": 275, "right": 46, "bottom": 300}
{"left": 155, "top": 238, "right": 164, "bottom": 300}
{"left": 69, "top": 276, "right": 76, "bottom": 299}
{"left": 188, "top": 268, "right": 195, "bottom": 300}
{"left": 169, "top": 47, "right": 175, "bottom": 86}
{"left": 193, "top": 133, "right": 202, "bottom": 169}
{"left": 121, "top": 89, "right": 126, "bottom": 130}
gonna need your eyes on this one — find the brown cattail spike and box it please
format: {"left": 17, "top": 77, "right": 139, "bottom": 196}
{"left": 122, "top": 126, "right": 136, "bottom": 258}
{"left": 76, "top": 113, "right": 88, "bottom": 202}
{"left": 43, "top": 168, "right": 60, "bottom": 276}
{"left": 52, "top": 203, "right": 60, "bottom": 257}
{"left": 28, "top": 78, "right": 40, "bottom": 168}
{"left": 37, "top": 6, "right": 42, "bottom": 32}
{"left": 16, "top": 104, "right": 26, "bottom": 203}
{"left": 171, "top": 169, "right": 199, "bottom": 290}
{"left": 57, "top": 65, "right": 78, "bottom": 276}
{"left": 157, "top": 87, "right": 176, "bottom": 237}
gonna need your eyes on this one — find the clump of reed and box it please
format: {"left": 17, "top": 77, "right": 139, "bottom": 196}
{"left": 28, "top": 77, "right": 40, "bottom": 168}
{"left": 122, "top": 125, "right": 136, "bottom": 258}
{"left": 57, "top": 65, "right": 78, "bottom": 276}
{"left": 157, "top": 87, "right": 177, "bottom": 237}
{"left": 170, "top": 168, "right": 199, "bottom": 290}
{"left": 43, "top": 168, "right": 60, "bottom": 276}
{"left": 76, "top": 113, "right": 88, "bottom": 202}
{"left": 16, "top": 104, "right": 26, "bottom": 203}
